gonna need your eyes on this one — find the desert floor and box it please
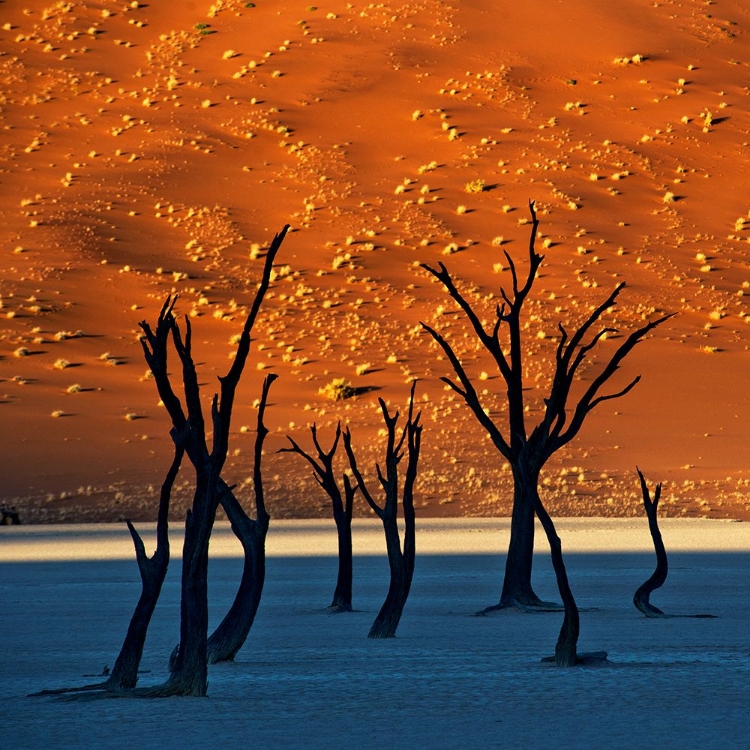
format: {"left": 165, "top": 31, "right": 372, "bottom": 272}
{"left": 2, "top": 518, "right": 750, "bottom": 748}
{"left": 2, "top": 1, "right": 750, "bottom": 523}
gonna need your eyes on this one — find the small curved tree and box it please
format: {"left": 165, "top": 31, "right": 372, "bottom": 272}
{"left": 422, "top": 202, "right": 673, "bottom": 613}
{"left": 342, "top": 382, "right": 422, "bottom": 638}
{"left": 29, "top": 441, "right": 184, "bottom": 696}
{"left": 632, "top": 467, "right": 716, "bottom": 620}
{"left": 281, "top": 423, "right": 358, "bottom": 612}
{"left": 633, "top": 467, "right": 668, "bottom": 617}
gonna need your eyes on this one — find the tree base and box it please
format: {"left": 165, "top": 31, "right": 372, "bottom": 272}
{"left": 641, "top": 611, "right": 717, "bottom": 619}
{"left": 326, "top": 603, "right": 353, "bottom": 614}
{"left": 541, "top": 651, "right": 610, "bottom": 667}
{"left": 476, "top": 596, "right": 562, "bottom": 616}
{"left": 49, "top": 678, "right": 209, "bottom": 701}
{"left": 28, "top": 681, "right": 110, "bottom": 698}
{"left": 367, "top": 630, "right": 397, "bottom": 640}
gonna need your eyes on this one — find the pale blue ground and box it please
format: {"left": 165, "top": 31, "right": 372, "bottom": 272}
{"left": 2, "top": 522, "right": 748, "bottom": 749}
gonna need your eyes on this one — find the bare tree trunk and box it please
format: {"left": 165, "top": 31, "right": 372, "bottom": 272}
{"left": 500, "top": 488, "right": 536, "bottom": 606}
{"left": 161, "top": 478, "right": 216, "bottom": 697}
{"left": 478, "top": 468, "right": 559, "bottom": 613}
{"left": 533, "top": 495, "right": 579, "bottom": 666}
{"left": 632, "top": 469, "right": 716, "bottom": 620}
{"left": 207, "top": 373, "right": 275, "bottom": 661}
{"left": 331, "top": 509, "right": 354, "bottom": 612}
{"left": 207, "top": 483, "right": 269, "bottom": 663}
{"left": 368, "top": 502, "right": 416, "bottom": 639}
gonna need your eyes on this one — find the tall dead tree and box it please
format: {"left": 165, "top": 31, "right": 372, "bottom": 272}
{"left": 29, "top": 442, "right": 184, "bottom": 696}
{"left": 343, "top": 382, "right": 422, "bottom": 638}
{"left": 281, "top": 423, "right": 358, "bottom": 612}
{"left": 134, "top": 225, "right": 288, "bottom": 696}
{"left": 422, "top": 202, "right": 673, "bottom": 614}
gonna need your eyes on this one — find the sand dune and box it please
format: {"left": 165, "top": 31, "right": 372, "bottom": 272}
{"left": 1, "top": 1, "right": 750, "bottom": 522}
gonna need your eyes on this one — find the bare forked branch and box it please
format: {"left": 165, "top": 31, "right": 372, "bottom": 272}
{"left": 550, "top": 312, "right": 675, "bottom": 453}
{"left": 125, "top": 438, "right": 184, "bottom": 576}
{"left": 166, "top": 315, "right": 206, "bottom": 441}
{"left": 281, "top": 422, "right": 352, "bottom": 505}
{"left": 343, "top": 426, "right": 382, "bottom": 518}
{"left": 512, "top": 200, "right": 544, "bottom": 304}
{"left": 253, "top": 373, "right": 277, "bottom": 523}
{"left": 421, "top": 322, "right": 511, "bottom": 459}
{"left": 139, "top": 296, "right": 186, "bottom": 431}
{"left": 420, "top": 262, "right": 512, "bottom": 381}
{"left": 343, "top": 383, "right": 423, "bottom": 523}
{"left": 215, "top": 225, "right": 289, "bottom": 459}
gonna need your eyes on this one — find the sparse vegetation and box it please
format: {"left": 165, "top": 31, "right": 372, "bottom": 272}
{"left": 319, "top": 377, "right": 357, "bottom": 401}
{"left": 464, "top": 179, "right": 486, "bottom": 194}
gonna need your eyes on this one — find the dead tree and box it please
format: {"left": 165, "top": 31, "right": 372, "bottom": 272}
{"left": 632, "top": 468, "right": 716, "bottom": 620}
{"left": 422, "top": 202, "right": 673, "bottom": 612}
{"left": 206, "top": 374, "right": 275, "bottom": 662}
{"left": 633, "top": 467, "right": 668, "bottom": 617}
{"left": 343, "top": 382, "right": 422, "bottom": 638}
{"left": 29, "top": 442, "right": 183, "bottom": 696}
{"left": 106, "top": 443, "right": 183, "bottom": 687}
{"left": 133, "top": 225, "right": 287, "bottom": 696}
{"left": 281, "top": 423, "right": 358, "bottom": 612}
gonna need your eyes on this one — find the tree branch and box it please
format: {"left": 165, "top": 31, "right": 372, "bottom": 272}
{"left": 212, "top": 226, "right": 288, "bottom": 463}
{"left": 422, "top": 322, "right": 511, "bottom": 459}
{"left": 343, "top": 426, "right": 383, "bottom": 518}
{"left": 551, "top": 313, "right": 674, "bottom": 452}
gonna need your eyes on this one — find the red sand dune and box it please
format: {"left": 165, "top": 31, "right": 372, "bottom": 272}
{"left": 1, "top": 0, "right": 749, "bottom": 522}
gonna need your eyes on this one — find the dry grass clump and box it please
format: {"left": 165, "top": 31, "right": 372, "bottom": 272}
{"left": 319, "top": 377, "right": 356, "bottom": 401}
{"left": 54, "top": 330, "right": 83, "bottom": 341}
{"left": 464, "top": 179, "right": 486, "bottom": 194}
{"left": 613, "top": 54, "right": 644, "bottom": 65}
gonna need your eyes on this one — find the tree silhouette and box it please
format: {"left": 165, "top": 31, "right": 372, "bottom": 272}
{"left": 343, "top": 382, "right": 422, "bottom": 638}
{"left": 281, "top": 423, "right": 358, "bottom": 612}
{"left": 133, "top": 225, "right": 287, "bottom": 695}
{"left": 29, "top": 441, "right": 184, "bottom": 696}
{"left": 633, "top": 467, "right": 668, "bottom": 617}
{"left": 422, "top": 202, "right": 673, "bottom": 614}
{"left": 632, "top": 467, "right": 716, "bottom": 620}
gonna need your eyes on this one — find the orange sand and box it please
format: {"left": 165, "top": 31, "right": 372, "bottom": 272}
{"left": 1, "top": 0, "right": 749, "bottom": 522}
